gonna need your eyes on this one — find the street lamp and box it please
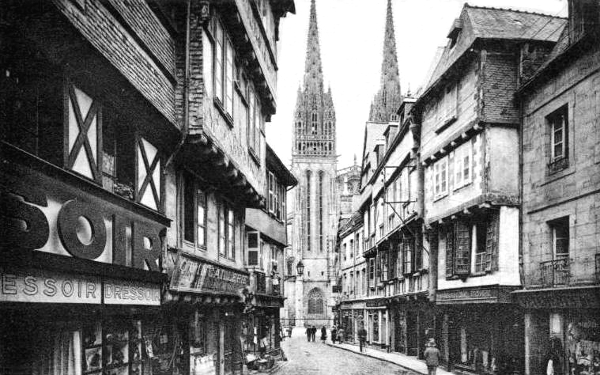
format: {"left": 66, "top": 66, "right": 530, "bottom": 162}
{"left": 296, "top": 261, "right": 304, "bottom": 276}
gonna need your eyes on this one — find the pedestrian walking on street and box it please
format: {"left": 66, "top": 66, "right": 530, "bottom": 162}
{"left": 331, "top": 326, "right": 337, "bottom": 344}
{"left": 358, "top": 324, "right": 367, "bottom": 353}
{"left": 424, "top": 338, "right": 441, "bottom": 375}
{"left": 287, "top": 326, "right": 292, "bottom": 338}
{"left": 305, "top": 325, "right": 311, "bottom": 342}
{"left": 320, "top": 326, "right": 327, "bottom": 343}
{"left": 311, "top": 325, "right": 317, "bottom": 342}
{"left": 337, "top": 327, "right": 345, "bottom": 344}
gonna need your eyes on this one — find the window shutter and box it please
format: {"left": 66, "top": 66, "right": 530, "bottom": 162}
{"left": 247, "top": 231, "right": 259, "bottom": 266}
{"left": 445, "top": 226, "right": 454, "bottom": 278}
{"left": 454, "top": 222, "right": 471, "bottom": 276}
{"left": 486, "top": 212, "right": 499, "bottom": 271}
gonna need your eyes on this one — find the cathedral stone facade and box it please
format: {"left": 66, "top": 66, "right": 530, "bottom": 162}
{"left": 288, "top": 0, "right": 338, "bottom": 327}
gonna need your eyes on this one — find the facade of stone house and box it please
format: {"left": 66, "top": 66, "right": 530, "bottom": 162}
{"left": 412, "top": 4, "right": 566, "bottom": 373}
{"left": 515, "top": 1, "right": 600, "bottom": 374}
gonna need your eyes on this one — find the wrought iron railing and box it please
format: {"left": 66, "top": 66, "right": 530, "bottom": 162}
{"left": 540, "top": 258, "right": 570, "bottom": 287}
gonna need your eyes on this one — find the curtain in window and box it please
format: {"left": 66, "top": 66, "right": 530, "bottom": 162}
{"left": 35, "top": 329, "right": 82, "bottom": 375}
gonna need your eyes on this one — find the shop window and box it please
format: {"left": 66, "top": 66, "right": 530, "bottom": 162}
{"left": 434, "top": 157, "right": 448, "bottom": 199}
{"left": 182, "top": 172, "right": 207, "bottom": 251}
{"left": 1, "top": 53, "right": 63, "bottom": 168}
{"left": 547, "top": 105, "right": 569, "bottom": 172}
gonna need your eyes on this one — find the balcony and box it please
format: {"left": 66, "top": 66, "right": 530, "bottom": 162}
{"left": 540, "top": 258, "right": 570, "bottom": 287}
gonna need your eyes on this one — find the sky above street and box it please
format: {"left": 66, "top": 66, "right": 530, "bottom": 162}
{"left": 267, "top": 0, "right": 567, "bottom": 169}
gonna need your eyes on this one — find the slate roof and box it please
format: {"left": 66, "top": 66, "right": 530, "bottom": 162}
{"left": 422, "top": 3, "right": 567, "bottom": 94}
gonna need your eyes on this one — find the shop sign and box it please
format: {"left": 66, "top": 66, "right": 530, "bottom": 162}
{"left": 104, "top": 279, "right": 160, "bottom": 306}
{"left": 436, "top": 286, "right": 512, "bottom": 304}
{"left": 1, "top": 167, "right": 165, "bottom": 272}
{"left": 0, "top": 267, "right": 101, "bottom": 304}
{"left": 170, "top": 253, "right": 249, "bottom": 295}
{"left": 366, "top": 298, "right": 388, "bottom": 307}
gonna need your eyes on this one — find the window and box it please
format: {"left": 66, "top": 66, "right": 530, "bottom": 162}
{"left": 218, "top": 198, "right": 235, "bottom": 259}
{"left": 402, "top": 235, "right": 414, "bottom": 275}
{"left": 202, "top": 29, "right": 213, "bottom": 98}
{"left": 343, "top": 243, "right": 347, "bottom": 261}
{"left": 550, "top": 217, "right": 569, "bottom": 258}
{"left": 548, "top": 105, "right": 568, "bottom": 162}
{"left": 247, "top": 231, "right": 259, "bottom": 266}
{"left": 182, "top": 172, "right": 207, "bottom": 250}
{"left": 318, "top": 171, "right": 324, "bottom": 252}
{"left": 474, "top": 221, "right": 489, "bottom": 273}
{"left": 311, "top": 112, "right": 318, "bottom": 134}
{"left": 268, "top": 172, "right": 276, "bottom": 214}
{"left": 306, "top": 170, "right": 312, "bottom": 251}
{"left": 225, "top": 38, "right": 234, "bottom": 116}
{"left": 446, "top": 215, "right": 499, "bottom": 278}
{"left": 214, "top": 20, "right": 223, "bottom": 104}
{"left": 441, "top": 84, "right": 458, "bottom": 126}
{"left": 434, "top": 157, "right": 448, "bottom": 199}
{"left": 369, "top": 258, "right": 375, "bottom": 280}
{"left": 454, "top": 141, "right": 472, "bottom": 189}
{"left": 307, "top": 288, "right": 324, "bottom": 314}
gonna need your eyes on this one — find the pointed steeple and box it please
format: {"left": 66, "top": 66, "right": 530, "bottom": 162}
{"left": 369, "top": 0, "right": 402, "bottom": 122}
{"left": 292, "top": 0, "right": 335, "bottom": 159}
{"left": 303, "top": 0, "right": 324, "bottom": 93}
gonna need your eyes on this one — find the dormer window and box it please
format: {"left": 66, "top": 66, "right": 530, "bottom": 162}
{"left": 447, "top": 18, "right": 463, "bottom": 48}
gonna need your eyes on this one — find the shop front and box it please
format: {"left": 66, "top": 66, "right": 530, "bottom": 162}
{"left": 515, "top": 286, "right": 600, "bottom": 375}
{"left": 437, "top": 286, "right": 522, "bottom": 374}
{"left": 0, "top": 153, "right": 169, "bottom": 375}
{"left": 365, "top": 299, "right": 389, "bottom": 348}
{"left": 389, "top": 297, "right": 435, "bottom": 357}
{"left": 168, "top": 252, "right": 249, "bottom": 375}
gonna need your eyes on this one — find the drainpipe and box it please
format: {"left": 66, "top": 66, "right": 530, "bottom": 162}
{"left": 164, "top": 0, "right": 192, "bottom": 171}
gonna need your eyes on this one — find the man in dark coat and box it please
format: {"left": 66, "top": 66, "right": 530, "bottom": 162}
{"left": 305, "top": 325, "right": 311, "bottom": 342}
{"left": 358, "top": 324, "right": 367, "bottom": 352}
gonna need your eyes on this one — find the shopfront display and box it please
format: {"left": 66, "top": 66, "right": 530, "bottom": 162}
{"left": 565, "top": 311, "right": 600, "bottom": 375}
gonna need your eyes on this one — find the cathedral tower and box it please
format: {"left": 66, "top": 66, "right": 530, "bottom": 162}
{"left": 289, "top": 0, "right": 337, "bottom": 327}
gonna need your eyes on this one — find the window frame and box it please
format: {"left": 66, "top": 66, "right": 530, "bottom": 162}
{"left": 182, "top": 172, "right": 208, "bottom": 252}
{"left": 434, "top": 157, "right": 448, "bottom": 200}
{"left": 454, "top": 141, "right": 472, "bottom": 190}
{"left": 548, "top": 105, "right": 568, "bottom": 161}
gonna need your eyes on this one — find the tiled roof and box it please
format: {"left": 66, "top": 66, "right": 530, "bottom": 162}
{"left": 422, "top": 3, "right": 567, "bottom": 94}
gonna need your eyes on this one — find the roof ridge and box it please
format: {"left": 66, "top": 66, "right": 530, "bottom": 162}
{"left": 464, "top": 2, "right": 566, "bottom": 19}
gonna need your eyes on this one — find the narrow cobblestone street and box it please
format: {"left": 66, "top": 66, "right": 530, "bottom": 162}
{"left": 274, "top": 329, "right": 417, "bottom": 375}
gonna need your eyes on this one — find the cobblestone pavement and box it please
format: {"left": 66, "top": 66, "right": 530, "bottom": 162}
{"left": 274, "top": 329, "right": 418, "bottom": 375}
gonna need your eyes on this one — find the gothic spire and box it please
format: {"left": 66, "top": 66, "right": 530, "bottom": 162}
{"left": 369, "top": 0, "right": 402, "bottom": 122}
{"left": 303, "top": 0, "right": 324, "bottom": 93}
